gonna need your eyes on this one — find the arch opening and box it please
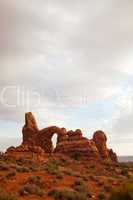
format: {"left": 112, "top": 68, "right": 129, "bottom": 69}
{"left": 51, "top": 133, "right": 58, "bottom": 152}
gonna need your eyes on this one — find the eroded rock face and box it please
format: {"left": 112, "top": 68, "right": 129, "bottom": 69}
{"left": 6, "top": 112, "right": 118, "bottom": 162}
{"left": 22, "top": 112, "right": 39, "bottom": 146}
{"left": 22, "top": 113, "right": 68, "bottom": 153}
{"left": 54, "top": 129, "right": 100, "bottom": 159}
{"left": 109, "top": 149, "right": 118, "bottom": 162}
{"left": 37, "top": 126, "right": 68, "bottom": 153}
{"left": 93, "top": 130, "right": 109, "bottom": 159}
{"left": 6, "top": 145, "right": 46, "bottom": 161}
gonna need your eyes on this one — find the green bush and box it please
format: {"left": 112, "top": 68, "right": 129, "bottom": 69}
{"left": 56, "top": 174, "right": 63, "bottom": 179}
{"left": 5, "top": 171, "right": 16, "bottom": 179}
{"left": 16, "top": 166, "right": 30, "bottom": 173}
{"left": 104, "top": 185, "right": 111, "bottom": 192}
{"left": 19, "top": 184, "right": 44, "bottom": 197}
{"left": 98, "top": 193, "right": 106, "bottom": 200}
{"left": 19, "top": 175, "right": 44, "bottom": 196}
{"left": 72, "top": 179, "right": 88, "bottom": 194}
{"left": 0, "top": 162, "right": 10, "bottom": 171}
{"left": 0, "top": 188, "right": 17, "bottom": 200}
{"left": 90, "top": 165, "right": 95, "bottom": 169}
{"left": 26, "top": 176, "right": 44, "bottom": 188}
{"left": 48, "top": 188, "right": 87, "bottom": 200}
{"left": 121, "top": 168, "right": 129, "bottom": 176}
{"left": 45, "top": 159, "right": 59, "bottom": 175}
{"left": 58, "top": 157, "right": 70, "bottom": 166}
{"left": 71, "top": 152, "right": 81, "bottom": 161}
{"left": 63, "top": 169, "right": 76, "bottom": 176}
{"left": 109, "top": 180, "right": 133, "bottom": 200}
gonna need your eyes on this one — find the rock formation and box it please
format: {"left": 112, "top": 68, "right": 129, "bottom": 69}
{"left": 93, "top": 130, "right": 109, "bottom": 159}
{"left": 22, "top": 112, "right": 39, "bottom": 146}
{"left": 6, "top": 112, "right": 118, "bottom": 162}
{"left": 6, "top": 145, "right": 46, "bottom": 162}
{"left": 93, "top": 130, "right": 117, "bottom": 162}
{"left": 108, "top": 149, "right": 118, "bottom": 162}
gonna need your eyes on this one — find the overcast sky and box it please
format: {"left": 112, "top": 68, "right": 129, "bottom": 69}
{"left": 0, "top": 0, "right": 133, "bottom": 155}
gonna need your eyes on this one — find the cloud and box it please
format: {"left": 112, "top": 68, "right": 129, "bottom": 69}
{"left": 0, "top": 137, "right": 21, "bottom": 152}
{"left": 112, "top": 88, "right": 133, "bottom": 137}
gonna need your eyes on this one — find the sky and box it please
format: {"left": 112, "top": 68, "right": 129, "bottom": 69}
{"left": 0, "top": 0, "right": 133, "bottom": 155}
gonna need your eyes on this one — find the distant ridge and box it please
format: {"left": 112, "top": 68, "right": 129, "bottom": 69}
{"left": 118, "top": 156, "right": 133, "bottom": 162}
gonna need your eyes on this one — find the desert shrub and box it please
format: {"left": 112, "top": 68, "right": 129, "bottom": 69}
{"left": 26, "top": 176, "right": 44, "bottom": 188}
{"left": 97, "top": 180, "right": 104, "bottom": 187}
{"left": 71, "top": 152, "right": 81, "bottom": 161}
{"left": 0, "top": 154, "right": 15, "bottom": 165}
{"left": 121, "top": 168, "right": 129, "bottom": 176}
{"left": 29, "top": 165, "right": 38, "bottom": 172}
{"left": 0, "top": 162, "right": 10, "bottom": 171}
{"left": 56, "top": 174, "right": 63, "bottom": 180}
{"left": 5, "top": 171, "right": 16, "bottom": 179}
{"left": 19, "top": 184, "right": 44, "bottom": 197}
{"left": 119, "top": 162, "right": 125, "bottom": 169}
{"left": 72, "top": 179, "right": 91, "bottom": 198}
{"left": 63, "top": 169, "right": 76, "bottom": 176}
{"left": 0, "top": 188, "right": 17, "bottom": 200}
{"left": 58, "top": 157, "right": 70, "bottom": 166}
{"left": 45, "top": 159, "right": 59, "bottom": 175}
{"left": 109, "top": 179, "right": 133, "bottom": 200}
{"left": 118, "top": 162, "right": 128, "bottom": 168}
{"left": 19, "top": 175, "right": 44, "bottom": 196}
{"left": 48, "top": 188, "right": 87, "bottom": 200}
{"left": 98, "top": 193, "right": 105, "bottom": 200}
{"left": 103, "top": 159, "right": 114, "bottom": 169}
{"left": 16, "top": 166, "right": 30, "bottom": 173}
{"left": 90, "top": 165, "right": 95, "bottom": 169}
{"left": 89, "top": 175, "right": 98, "bottom": 181}
{"left": 16, "top": 158, "right": 32, "bottom": 165}
{"left": 82, "top": 175, "right": 89, "bottom": 181}
{"left": 72, "top": 179, "right": 88, "bottom": 194}
{"left": 16, "top": 159, "right": 39, "bottom": 171}
{"left": 104, "top": 185, "right": 111, "bottom": 192}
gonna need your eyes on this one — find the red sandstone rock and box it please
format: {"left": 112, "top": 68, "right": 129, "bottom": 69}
{"left": 22, "top": 112, "right": 39, "bottom": 146}
{"left": 54, "top": 138, "right": 100, "bottom": 159}
{"left": 109, "top": 149, "right": 118, "bottom": 162}
{"left": 6, "top": 112, "right": 118, "bottom": 162}
{"left": 38, "top": 126, "right": 68, "bottom": 153}
{"left": 92, "top": 130, "right": 118, "bottom": 162}
{"left": 93, "top": 130, "right": 109, "bottom": 159}
{"left": 6, "top": 145, "right": 45, "bottom": 162}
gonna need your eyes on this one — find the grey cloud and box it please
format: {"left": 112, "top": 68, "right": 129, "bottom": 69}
{"left": 0, "top": 137, "right": 21, "bottom": 152}
{"left": 113, "top": 105, "right": 133, "bottom": 137}
{"left": 0, "top": 0, "right": 133, "bottom": 129}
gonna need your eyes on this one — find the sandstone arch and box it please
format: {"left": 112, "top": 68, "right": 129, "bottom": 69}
{"left": 38, "top": 126, "right": 67, "bottom": 153}
{"left": 22, "top": 113, "right": 67, "bottom": 153}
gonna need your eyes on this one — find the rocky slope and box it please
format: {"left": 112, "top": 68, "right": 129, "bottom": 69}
{"left": 0, "top": 152, "right": 132, "bottom": 200}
